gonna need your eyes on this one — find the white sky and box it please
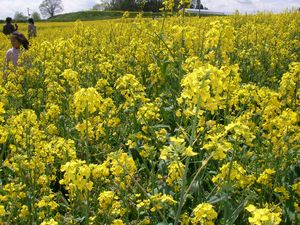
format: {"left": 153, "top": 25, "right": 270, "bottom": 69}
{"left": 202, "top": 0, "right": 300, "bottom": 14}
{"left": 0, "top": 0, "right": 299, "bottom": 19}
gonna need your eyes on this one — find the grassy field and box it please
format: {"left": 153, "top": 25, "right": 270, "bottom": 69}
{"left": 0, "top": 11, "right": 163, "bottom": 23}
{"left": 47, "top": 10, "right": 223, "bottom": 22}
{"left": 47, "top": 11, "right": 164, "bottom": 22}
{"left": 0, "top": 10, "right": 223, "bottom": 23}
{"left": 0, "top": 11, "right": 299, "bottom": 225}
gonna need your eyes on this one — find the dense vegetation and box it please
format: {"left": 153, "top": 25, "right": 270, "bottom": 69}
{"left": 0, "top": 11, "right": 299, "bottom": 225}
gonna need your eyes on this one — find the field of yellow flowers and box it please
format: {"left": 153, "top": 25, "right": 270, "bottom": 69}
{"left": 0, "top": 11, "right": 300, "bottom": 225}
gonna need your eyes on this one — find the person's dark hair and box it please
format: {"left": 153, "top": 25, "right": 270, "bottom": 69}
{"left": 6, "top": 17, "right": 12, "bottom": 23}
{"left": 28, "top": 18, "right": 34, "bottom": 24}
{"left": 11, "top": 31, "right": 29, "bottom": 50}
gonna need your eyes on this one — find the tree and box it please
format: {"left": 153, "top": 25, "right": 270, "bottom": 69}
{"left": 142, "top": 0, "right": 163, "bottom": 12}
{"left": 93, "top": 4, "right": 108, "bottom": 11}
{"left": 108, "top": 0, "right": 163, "bottom": 12}
{"left": 14, "top": 11, "right": 27, "bottom": 21}
{"left": 32, "top": 12, "right": 42, "bottom": 21}
{"left": 111, "top": 0, "right": 137, "bottom": 11}
{"left": 39, "top": 0, "right": 63, "bottom": 18}
{"left": 93, "top": 1, "right": 111, "bottom": 11}
{"left": 93, "top": 4, "right": 104, "bottom": 11}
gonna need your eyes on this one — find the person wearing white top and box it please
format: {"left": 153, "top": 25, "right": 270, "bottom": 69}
{"left": 5, "top": 32, "right": 29, "bottom": 66}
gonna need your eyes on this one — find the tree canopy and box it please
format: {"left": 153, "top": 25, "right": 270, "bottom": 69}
{"left": 39, "top": 0, "right": 64, "bottom": 18}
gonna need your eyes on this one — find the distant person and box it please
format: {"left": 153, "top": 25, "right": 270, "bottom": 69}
{"left": 5, "top": 32, "right": 29, "bottom": 66}
{"left": 28, "top": 18, "right": 37, "bottom": 38}
{"left": 3, "top": 17, "right": 18, "bottom": 35}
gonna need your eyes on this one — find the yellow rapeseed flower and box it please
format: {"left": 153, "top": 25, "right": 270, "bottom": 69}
{"left": 191, "top": 203, "right": 218, "bottom": 225}
{"left": 246, "top": 204, "right": 281, "bottom": 225}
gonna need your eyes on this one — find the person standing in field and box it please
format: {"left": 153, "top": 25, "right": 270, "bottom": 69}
{"left": 5, "top": 32, "right": 29, "bottom": 66}
{"left": 3, "top": 17, "right": 18, "bottom": 35}
{"left": 28, "top": 18, "right": 37, "bottom": 38}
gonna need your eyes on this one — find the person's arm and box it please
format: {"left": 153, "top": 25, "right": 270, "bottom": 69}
{"left": 5, "top": 50, "right": 11, "bottom": 65}
{"left": 28, "top": 24, "right": 31, "bottom": 37}
{"left": 3, "top": 25, "right": 6, "bottom": 35}
{"left": 34, "top": 26, "right": 37, "bottom": 36}
{"left": 14, "top": 23, "right": 18, "bottom": 31}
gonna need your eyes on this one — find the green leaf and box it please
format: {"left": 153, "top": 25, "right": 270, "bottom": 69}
{"left": 226, "top": 198, "right": 249, "bottom": 225}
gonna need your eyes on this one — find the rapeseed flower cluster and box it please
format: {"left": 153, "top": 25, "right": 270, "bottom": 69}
{"left": 0, "top": 11, "right": 299, "bottom": 224}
